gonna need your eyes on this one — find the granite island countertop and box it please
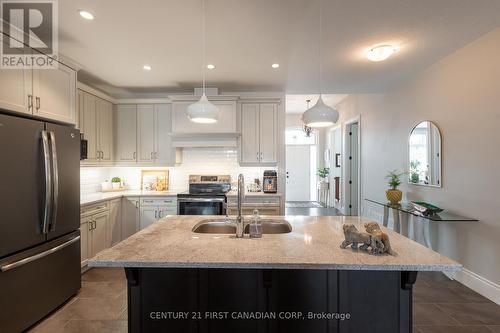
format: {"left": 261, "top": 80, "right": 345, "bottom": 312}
{"left": 88, "top": 215, "right": 461, "bottom": 272}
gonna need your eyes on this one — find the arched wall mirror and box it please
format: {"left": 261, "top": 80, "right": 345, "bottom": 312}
{"left": 408, "top": 121, "right": 442, "bottom": 187}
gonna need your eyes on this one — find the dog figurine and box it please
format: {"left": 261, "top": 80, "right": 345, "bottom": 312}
{"left": 364, "top": 222, "right": 395, "bottom": 255}
{"left": 340, "top": 224, "right": 371, "bottom": 250}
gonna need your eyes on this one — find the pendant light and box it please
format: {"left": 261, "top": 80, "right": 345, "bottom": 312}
{"left": 187, "top": 0, "right": 218, "bottom": 124}
{"left": 301, "top": 0, "right": 339, "bottom": 128}
{"left": 303, "top": 99, "right": 313, "bottom": 137}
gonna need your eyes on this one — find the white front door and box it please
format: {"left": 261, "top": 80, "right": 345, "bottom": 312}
{"left": 286, "top": 145, "right": 311, "bottom": 201}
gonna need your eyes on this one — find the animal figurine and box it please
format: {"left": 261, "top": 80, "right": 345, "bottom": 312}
{"left": 364, "top": 222, "right": 395, "bottom": 255}
{"left": 340, "top": 224, "right": 371, "bottom": 250}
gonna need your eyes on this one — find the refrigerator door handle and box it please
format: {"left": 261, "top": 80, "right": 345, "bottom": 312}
{"left": 41, "top": 131, "right": 52, "bottom": 234}
{"left": 48, "top": 131, "right": 59, "bottom": 232}
{"left": 0, "top": 236, "right": 80, "bottom": 272}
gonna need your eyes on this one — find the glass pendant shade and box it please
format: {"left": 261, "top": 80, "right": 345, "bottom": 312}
{"left": 301, "top": 96, "right": 339, "bottom": 127}
{"left": 187, "top": 94, "right": 219, "bottom": 123}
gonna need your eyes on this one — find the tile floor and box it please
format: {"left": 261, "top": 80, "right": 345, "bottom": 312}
{"left": 29, "top": 268, "right": 500, "bottom": 333}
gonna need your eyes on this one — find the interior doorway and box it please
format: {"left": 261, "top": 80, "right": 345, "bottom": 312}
{"left": 344, "top": 119, "right": 360, "bottom": 216}
{"left": 285, "top": 127, "right": 317, "bottom": 203}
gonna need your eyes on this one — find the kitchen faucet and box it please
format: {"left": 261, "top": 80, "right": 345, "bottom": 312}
{"left": 235, "top": 174, "right": 245, "bottom": 238}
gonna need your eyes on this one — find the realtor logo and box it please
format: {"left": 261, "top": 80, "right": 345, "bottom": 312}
{"left": 1, "top": 0, "right": 58, "bottom": 69}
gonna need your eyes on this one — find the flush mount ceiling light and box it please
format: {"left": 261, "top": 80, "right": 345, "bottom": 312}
{"left": 206, "top": 64, "right": 215, "bottom": 69}
{"left": 187, "top": 0, "right": 219, "bottom": 124}
{"left": 365, "top": 45, "right": 397, "bottom": 62}
{"left": 78, "top": 10, "right": 94, "bottom": 20}
{"left": 143, "top": 65, "right": 152, "bottom": 71}
{"left": 301, "top": 0, "right": 339, "bottom": 128}
{"left": 271, "top": 63, "right": 280, "bottom": 69}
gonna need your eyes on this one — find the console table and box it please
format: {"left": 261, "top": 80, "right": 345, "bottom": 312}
{"left": 365, "top": 199, "right": 478, "bottom": 249}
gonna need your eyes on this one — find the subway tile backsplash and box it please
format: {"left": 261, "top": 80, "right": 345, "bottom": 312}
{"left": 80, "top": 148, "right": 275, "bottom": 195}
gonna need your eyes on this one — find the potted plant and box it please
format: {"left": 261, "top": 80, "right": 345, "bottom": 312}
{"left": 385, "top": 170, "right": 404, "bottom": 205}
{"left": 317, "top": 167, "right": 330, "bottom": 184}
{"left": 409, "top": 160, "right": 420, "bottom": 183}
{"left": 111, "top": 177, "right": 121, "bottom": 189}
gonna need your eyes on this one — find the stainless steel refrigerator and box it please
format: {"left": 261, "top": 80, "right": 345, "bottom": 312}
{"left": 0, "top": 113, "right": 81, "bottom": 333}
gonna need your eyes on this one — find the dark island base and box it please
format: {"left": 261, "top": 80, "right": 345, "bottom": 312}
{"left": 125, "top": 268, "right": 417, "bottom": 333}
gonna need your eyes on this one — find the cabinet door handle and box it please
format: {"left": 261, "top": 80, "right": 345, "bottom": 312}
{"left": 135, "top": 201, "right": 139, "bottom": 208}
{"left": 150, "top": 152, "right": 154, "bottom": 159}
{"left": 133, "top": 152, "right": 136, "bottom": 160}
{"left": 35, "top": 96, "right": 40, "bottom": 111}
{"left": 154, "top": 210, "right": 158, "bottom": 219}
{"left": 158, "top": 210, "right": 162, "bottom": 218}
{"left": 28, "top": 95, "right": 33, "bottom": 111}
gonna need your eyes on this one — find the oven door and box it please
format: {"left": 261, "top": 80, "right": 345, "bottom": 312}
{"left": 178, "top": 197, "right": 226, "bottom": 215}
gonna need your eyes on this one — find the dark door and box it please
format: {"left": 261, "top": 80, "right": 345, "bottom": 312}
{"left": 45, "top": 123, "right": 80, "bottom": 240}
{"left": 0, "top": 114, "right": 46, "bottom": 258}
{"left": 0, "top": 231, "right": 81, "bottom": 333}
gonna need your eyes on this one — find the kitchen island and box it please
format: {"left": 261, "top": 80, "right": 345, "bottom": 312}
{"left": 89, "top": 215, "right": 460, "bottom": 333}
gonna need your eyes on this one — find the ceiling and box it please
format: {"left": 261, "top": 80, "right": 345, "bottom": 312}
{"left": 59, "top": 0, "right": 500, "bottom": 97}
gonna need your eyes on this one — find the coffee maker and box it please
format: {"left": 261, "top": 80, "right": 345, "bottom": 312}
{"left": 263, "top": 170, "right": 278, "bottom": 193}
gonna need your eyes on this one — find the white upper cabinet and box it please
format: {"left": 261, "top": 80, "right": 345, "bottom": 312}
{"left": 137, "top": 104, "right": 156, "bottom": 162}
{"left": 0, "top": 34, "right": 76, "bottom": 123}
{"left": 97, "top": 99, "right": 113, "bottom": 163}
{"left": 32, "top": 63, "right": 76, "bottom": 124}
{"left": 0, "top": 68, "right": 32, "bottom": 115}
{"left": 171, "top": 100, "right": 237, "bottom": 134}
{"left": 115, "top": 103, "right": 181, "bottom": 166}
{"left": 240, "top": 103, "right": 260, "bottom": 164}
{"left": 259, "top": 103, "right": 278, "bottom": 163}
{"left": 79, "top": 90, "right": 114, "bottom": 165}
{"left": 115, "top": 105, "right": 137, "bottom": 162}
{"left": 81, "top": 92, "right": 98, "bottom": 162}
{"left": 239, "top": 102, "right": 279, "bottom": 166}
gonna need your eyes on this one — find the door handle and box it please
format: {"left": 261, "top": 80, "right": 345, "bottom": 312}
{"left": 41, "top": 131, "right": 52, "bottom": 235}
{"left": 28, "top": 95, "right": 33, "bottom": 111}
{"left": 35, "top": 96, "right": 40, "bottom": 111}
{"left": 133, "top": 151, "right": 136, "bottom": 160}
{"left": 150, "top": 152, "right": 154, "bottom": 159}
{"left": 49, "top": 131, "right": 58, "bottom": 232}
{"left": 154, "top": 210, "right": 158, "bottom": 219}
{"left": 0, "top": 236, "right": 80, "bottom": 272}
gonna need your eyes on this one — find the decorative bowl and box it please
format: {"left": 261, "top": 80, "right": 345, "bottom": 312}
{"left": 411, "top": 201, "right": 443, "bottom": 216}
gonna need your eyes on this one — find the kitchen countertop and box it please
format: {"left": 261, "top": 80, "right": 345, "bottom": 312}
{"left": 81, "top": 190, "right": 282, "bottom": 205}
{"left": 226, "top": 190, "right": 281, "bottom": 197}
{"left": 89, "top": 215, "right": 461, "bottom": 271}
{"left": 81, "top": 190, "right": 182, "bottom": 206}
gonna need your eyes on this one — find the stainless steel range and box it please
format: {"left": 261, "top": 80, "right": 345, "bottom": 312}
{"left": 177, "top": 175, "right": 231, "bottom": 215}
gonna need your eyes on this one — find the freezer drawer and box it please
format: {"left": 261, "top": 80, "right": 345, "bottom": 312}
{"left": 0, "top": 231, "right": 81, "bottom": 333}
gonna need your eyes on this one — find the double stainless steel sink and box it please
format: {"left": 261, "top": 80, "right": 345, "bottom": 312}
{"left": 192, "top": 219, "right": 292, "bottom": 235}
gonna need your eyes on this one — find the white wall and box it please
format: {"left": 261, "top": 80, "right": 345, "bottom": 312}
{"left": 335, "top": 27, "right": 500, "bottom": 287}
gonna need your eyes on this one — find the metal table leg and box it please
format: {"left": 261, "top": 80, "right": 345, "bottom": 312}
{"left": 383, "top": 206, "right": 389, "bottom": 227}
{"left": 400, "top": 212, "right": 409, "bottom": 237}
{"left": 423, "top": 218, "right": 432, "bottom": 249}
{"left": 392, "top": 208, "right": 401, "bottom": 233}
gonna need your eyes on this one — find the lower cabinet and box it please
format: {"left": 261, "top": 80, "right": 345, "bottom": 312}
{"left": 226, "top": 196, "right": 281, "bottom": 215}
{"left": 80, "top": 206, "right": 109, "bottom": 268}
{"left": 107, "top": 199, "right": 122, "bottom": 247}
{"left": 139, "top": 197, "right": 177, "bottom": 230}
{"left": 122, "top": 197, "right": 140, "bottom": 240}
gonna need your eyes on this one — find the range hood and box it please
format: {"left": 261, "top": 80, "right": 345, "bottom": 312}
{"left": 170, "top": 132, "right": 240, "bottom": 148}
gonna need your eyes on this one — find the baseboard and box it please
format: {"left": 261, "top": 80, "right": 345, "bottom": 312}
{"left": 444, "top": 268, "right": 500, "bottom": 305}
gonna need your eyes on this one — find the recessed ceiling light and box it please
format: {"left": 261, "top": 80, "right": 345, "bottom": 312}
{"left": 206, "top": 64, "right": 216, "bottom": 70}
{"left": 271, "top": 63, "right": 280, "bottom": 69}
{"left": 143, "top": 65, "right": 152, "bottom": 71}
{"left": 365, "top": 45, "right": 398, "bottom": 62}
{"left": 78, "top": 10, "right": 94, "bottom": 20}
